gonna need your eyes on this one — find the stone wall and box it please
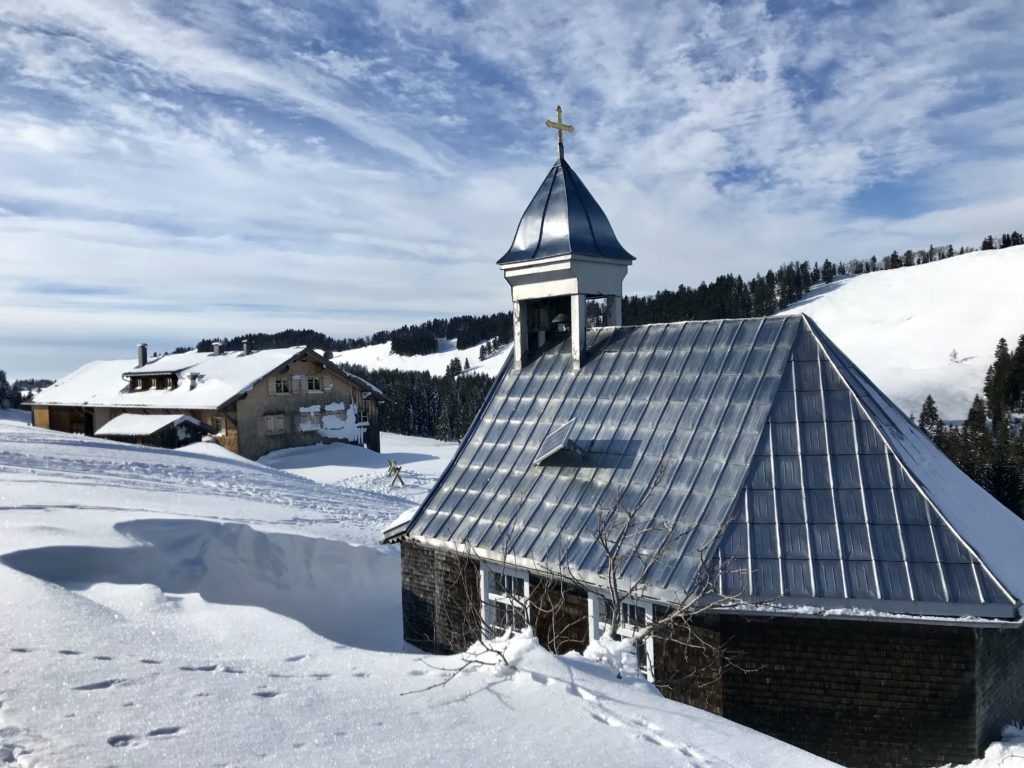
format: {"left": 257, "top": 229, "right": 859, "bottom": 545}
{"left": 975, "top": 626, "right": 1024, "bottom": 751}
{"left": 718, "top": 616, "right": 978, "bottom": 768}
{"left": 400, "top": 541, "right": 480, "bottom": 654}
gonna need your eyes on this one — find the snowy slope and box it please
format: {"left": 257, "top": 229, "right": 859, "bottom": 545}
{"left": 0, "top": 416, "right": 835, "bottom": 768}
{"left": 332, "top": 338, "right": 510, "bottom": 377}
{"left": 781, "top": 245, "right": 1024, "bottom": 421}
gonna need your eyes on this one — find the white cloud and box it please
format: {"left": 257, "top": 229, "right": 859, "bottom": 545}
{"left": 1, "top": 0, "right": 1022, "bottom": 378}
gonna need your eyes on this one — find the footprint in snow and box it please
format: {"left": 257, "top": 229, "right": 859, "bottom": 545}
{"left": 9, "top": 648, "right": 31, "bottom": 654}
{"left": 285, "top": 655, "right": 306, "bottom": 663}
{"left": 351, "top": 671, "right": 369, "bottom": 678}
{"left": 309, "top": 673, "right": 331, "bottom": 680}
{"left": 58, "top": 649, "right": 81, "bottom": 656}
{"left": 146, "top": 726, "right": 181, "bottom": 737}
{"left": 140, "top": 659, "right": 162, "bottom": 665}
{"left": 74, "top": 679, "right": 125, "bottom": 691}
{"left": 94, "top": 655, "right": 113, "bottom": 661}
{"left": 107, "top": 734, "right": 136, "bottom": 748}
{"left": 253, "top": 690, "right": 279, "bottom": 699}
{"left": 179, "top": 664, "right": 217, "bottom": 672}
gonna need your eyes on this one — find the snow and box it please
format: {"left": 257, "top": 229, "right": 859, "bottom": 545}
{"left": 944, "top": 725, "right": 1024, "bottom": 767}
{"left": 781, "top": 246, "right": 1024, "bottom": 420}
{"left": 94, "top": 413, "right": 202, "bottom": 437}
{"left": 176, "top": 439, "right": 255, "bottom": 463}
{"left": 0, "top": 419, "right": 836, "bottom": 767}
{"left": 0, "top": 408, "right": 30, "bottom": 424}
{"left": 31, "top": 347, "right": 306, "bottom": 410}
{"left": 332, "top": 338, "right": 511, "bottom": 378}
{"left": 260, "top": 432, "right": 460, "bottom": 505}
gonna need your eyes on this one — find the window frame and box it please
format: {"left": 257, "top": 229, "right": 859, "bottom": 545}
{"left": 307, "top": 376, "right": 322, "bottom": 393}
{"left": 274, "top": 378, "right": 290, "bottom": 395}
{"left": 480, "top": 564, "right": 530, "bottom": 638}
{"left": 591, "top": 594, "right": 656, "bottom": 682}
{"left": 263, "top": 413, "right": 287, "bottom": 435}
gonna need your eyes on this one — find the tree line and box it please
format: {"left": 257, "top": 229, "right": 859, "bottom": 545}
{"left": 917, "top": 334, "right": 1024, "bottom": 518}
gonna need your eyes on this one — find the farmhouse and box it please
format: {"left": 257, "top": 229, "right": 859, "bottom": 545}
{"left": 31, "top": 343, "right": 385, "bottom": 458}
{"left": 386, "top": 118, "right": 1024, "bottom": 767}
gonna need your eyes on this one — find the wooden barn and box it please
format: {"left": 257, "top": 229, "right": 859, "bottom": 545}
{"left": 386, "top": 125, "right": 1024, "bottom": 767}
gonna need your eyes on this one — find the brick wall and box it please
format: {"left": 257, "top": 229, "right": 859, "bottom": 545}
{"left": 654, "top": 615, "right": 723, "bottom": 714}
{"left": 718, "top": 617, "right": 977, "bottom": 768}
{"left": 975, "top": 626, "right": 1024, "bottom": 751}
{"left": 400, "top": 541, "right": 479, "bottom": 654}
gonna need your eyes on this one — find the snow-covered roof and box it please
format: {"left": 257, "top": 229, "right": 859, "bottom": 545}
{"left": 394, "top": 315, "right": 1024, "bottom": 623}
{"left": 33, "top": 347, "right": 307, "bottom": 410}
{"left": 95, "top": 413, "right": 204, "bottom": 437}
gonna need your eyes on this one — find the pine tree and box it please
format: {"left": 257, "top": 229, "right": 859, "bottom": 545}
{"left": 917, "top": 395, "right": 944, "bottom": 443}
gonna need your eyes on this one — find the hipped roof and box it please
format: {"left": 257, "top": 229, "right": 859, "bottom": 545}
{"left": 393, "top": 315, "right": 1024, "bottom": 623}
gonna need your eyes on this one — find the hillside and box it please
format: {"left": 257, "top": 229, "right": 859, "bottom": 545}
{"left": 0, "top": 413, "right": 835, "bottom": 768}
{"left": 331, "top": 338, "right": 510, "bottom": 377}
{"left": 781, "top": 245, "right": 1024, "bottom": 421}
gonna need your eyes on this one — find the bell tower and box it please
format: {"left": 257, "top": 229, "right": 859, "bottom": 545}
{"left": 498, "top": 107, "right": 635, "bottom": 371}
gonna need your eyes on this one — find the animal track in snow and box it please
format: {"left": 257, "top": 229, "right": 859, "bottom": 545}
{"left": 74, "top": 679, "right": 126, "bottom": 691}
{"left": 94, "top": 655, "right": 113, "bottom": 661}
{"left": 58, "top": 649, "right": 81, "bottom": 656}
{"left": 179, "top": 664, "right": 217, "bottom": 672}
{"left": 107, "top": 734, "right": 136, "bottom": 748}
{"left": 253, "top": 690, "right": 279, "bottom": 699}
{"left": 140, "top": 659, "right": 161, "bottom": 665}
{"left": 284, "top": 655, "right": 306, "bottom": 663}
{"left": 9, "top": 648, "right": 30, "bottom": 654}
{"left": 309, "top": 672, "right": 331, "bottom": 680}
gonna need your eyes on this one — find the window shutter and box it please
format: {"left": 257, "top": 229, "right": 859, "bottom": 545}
{"left": 268, "top": 378, "right": 276, "bottom": 395}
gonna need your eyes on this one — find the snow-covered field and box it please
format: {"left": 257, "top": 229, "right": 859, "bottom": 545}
{"left": 782, "top": 245, "right": 1024, "bottom": 421}
{"left": 0, "top": 413, "right": 836, "bottom": 767}
{"left": 332, "top": 338, "right": 510, "bottom": 377}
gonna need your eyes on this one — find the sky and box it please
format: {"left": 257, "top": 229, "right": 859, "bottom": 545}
{"left": 2, "top": 0, "right": 1023, "bottom": 379}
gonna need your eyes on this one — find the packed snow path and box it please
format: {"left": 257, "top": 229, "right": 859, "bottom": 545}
{"left": 0, "top": 417, "right": 836, "bottom": 767}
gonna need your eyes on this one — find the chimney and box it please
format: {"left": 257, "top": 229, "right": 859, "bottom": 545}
{"left": 212, "top": 342, "right": 223, "bottom": 356}
{"left": 242, "top": 339, "right": 252, "bottom": 355}
{"left": 137, "top": 343, "right": 148, "bottom": 368}
{"left": 187, "top": 372, "right": 199, "bottom": 390}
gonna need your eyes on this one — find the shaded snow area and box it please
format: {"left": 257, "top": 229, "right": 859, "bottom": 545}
{"left": 781, "top": 245, "right": 1024, "bottom": 420}
{"left": 331, "top": 338, "right": 511, "bottom": 377}
{"left": 0, "top": 420, "right": 838, "bottom": 767}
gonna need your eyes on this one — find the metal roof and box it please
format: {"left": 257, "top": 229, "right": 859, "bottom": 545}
{"left": 394, "top": 315, "right": 1024, "bottom": 622}
{"left": 497, "top": 157, "right": 635, "bottom": 265}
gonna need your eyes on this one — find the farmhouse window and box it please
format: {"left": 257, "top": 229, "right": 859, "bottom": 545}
{"left": 596, "top": 597, "right": 655, "bottom": 682}
{"left": 299, "top": 411, "right": 320, "bottom": 429}
{"left": 264, "top": 413, "right": 286, "bottom": 435}
{"left": 481, "top": 566, "right": 529, "bottom": 637}
{"left": 308, "top": 377, "right": 322, "bottom": 392}
{"left": 272, "top": 378, "right": 290, "bottom": 395}
{"left": 211, "top": 416, "right": 226, "bottom": 435}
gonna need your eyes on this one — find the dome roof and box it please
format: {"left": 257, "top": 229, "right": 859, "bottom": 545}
{"left": 497, "top": 157, "right": 635, "bottom": 265}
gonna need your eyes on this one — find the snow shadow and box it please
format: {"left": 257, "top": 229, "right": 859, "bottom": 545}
{"left": 0, "top": 519, "right": 404, "bottom": 652}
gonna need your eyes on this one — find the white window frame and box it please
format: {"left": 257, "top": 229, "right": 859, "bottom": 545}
{"left": 274, "top": 378, "right": 290, "bottom": 395}
{"left": 307, "top": 376, "right": 322, "bottom": 393}
{"left": 211, "top": 416, "right": 226, "bottom": 435}
{"left": 590, "top": 593, "right": 656, "bottom": 682}
{"left": 480, "top": 564, "right": 530, "bottom": 638}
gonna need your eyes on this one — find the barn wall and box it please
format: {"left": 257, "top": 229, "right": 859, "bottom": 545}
{"left": 975, "top": 626, "right": 1024, "bottom": 751}
{"left": 530, "top": 579, "right": 589, "bottom": 655}
{"left": 400, "top": 541, "right": 480, "bottom": 654}
{"left": 235, "top": 358, "right": 380, "bottom": 460}
{"left": 718, "top": 616, "right": 978, "bottom": 768}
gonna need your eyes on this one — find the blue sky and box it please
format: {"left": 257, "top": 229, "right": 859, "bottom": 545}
{"left": 1, "top": 0, "right": 1023, "bottom": 378}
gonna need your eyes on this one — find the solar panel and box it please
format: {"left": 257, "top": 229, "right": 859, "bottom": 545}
{"left": 533, "top": 417, "right": 577, "bottom": 466}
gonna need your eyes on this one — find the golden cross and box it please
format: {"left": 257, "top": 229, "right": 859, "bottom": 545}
{"left": 545, "top": 105, "right": 574, "bottom": 160}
